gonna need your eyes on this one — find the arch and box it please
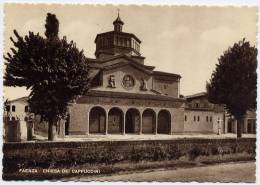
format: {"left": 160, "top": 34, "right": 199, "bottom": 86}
{"left": 158, "top": 110, "right": 171, "bottom": 134}
{"left": 227, "top": 119, "right": 233, "bottom": 133}
{"left": 247, "top": 121, "right": 251, "bottom": 133}
{"left": 247, "top": 119, "right": 256, "bottom": 134}
{"left": 125, "top": 108, "right": 140, "bottom": 134}
{"left": 108, "top": 107, "right": 123, "bottom": 134}
{"left": 89, "top": 106, "right": 106, "bottom": 134}
{"left": 142, "top": 109, "right": 156, "bottom": 134}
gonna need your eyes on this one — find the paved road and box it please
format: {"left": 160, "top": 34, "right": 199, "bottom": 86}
{"left": 80, "top": 161, "right": 255, "bottom": 182}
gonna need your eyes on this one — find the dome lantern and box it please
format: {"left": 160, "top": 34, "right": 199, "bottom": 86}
{"left": 113, "top": 9, "right": 124, "bottom": 32}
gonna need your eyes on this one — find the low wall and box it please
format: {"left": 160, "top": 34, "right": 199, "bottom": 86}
{"left": 3, "top": 138, "right": 256, "bottom": 179}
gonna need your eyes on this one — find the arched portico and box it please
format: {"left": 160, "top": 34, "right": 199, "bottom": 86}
{"left": 89, "top": 106, "right": 106, "bottom": 134}
{"left": 142, "top": 109, "right": 156, "bottom": 134}
{"left": 157, "top": 109, "right": 171, "bottom": 134}
{"left": 125, "top": 108, "right": 140, "bottom": 134}
{"left": 108, "top": 107, "right": 124, "bottom": 134}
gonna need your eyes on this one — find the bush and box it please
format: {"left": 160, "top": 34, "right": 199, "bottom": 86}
{"left": 153, "top": 144, "right": 168, "bottom": 161}
{"left": 3, "top": 138, "right": 256, "bottom": 174}
{"left": 189, "top": 147, "right": 202, "bottom": 161}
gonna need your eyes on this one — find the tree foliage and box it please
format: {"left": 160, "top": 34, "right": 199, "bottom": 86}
{"left": 45, "top": 13, "right": 59, "bottom": 39}
{"left": 4, "top": 13, "right": 90, "bottom": 139}
{"left": 207, "top": 39, "right": 257, "bottom": 135}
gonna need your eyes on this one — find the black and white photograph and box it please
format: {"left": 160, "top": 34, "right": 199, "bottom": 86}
{"left": 1, "top": 2, "right": 258, "bottom": 182}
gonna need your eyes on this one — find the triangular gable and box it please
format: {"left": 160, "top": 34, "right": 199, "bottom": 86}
{"left": 9, "top": 96, "right": 28, "bottom": 103}
{"left": 99, "top": 55, "right": 154, "bottom": 75}
{"left": 103, "top": 60, "right": 153, "bottom": 75}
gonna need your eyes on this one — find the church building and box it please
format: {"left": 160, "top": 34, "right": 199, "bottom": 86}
{"left": 68, "top": 14, "right": 185, "bottom": 135}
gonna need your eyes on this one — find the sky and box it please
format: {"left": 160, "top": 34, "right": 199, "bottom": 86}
{"left": 3, "top": 4, "right": 257, "bottom": 100}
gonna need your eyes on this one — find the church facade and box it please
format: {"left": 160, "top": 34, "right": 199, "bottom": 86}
{"left": 68, "top": 14, "right": 185, "bottom": 135}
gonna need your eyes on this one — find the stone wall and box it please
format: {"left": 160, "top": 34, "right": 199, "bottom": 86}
{"left": 3, "top": 138, "right": 256, "bottom": 177}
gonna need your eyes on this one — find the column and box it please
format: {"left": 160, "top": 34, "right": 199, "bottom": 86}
{"left": 105, "top": 111, "right": 108, "bottom": 135}
{"left": 86, "top": 111, "right": 89, "bottom": 136}
{"left": 234, "top": 120, "right": 237, "bottom": 133}
{"left": 123, "top": 113, "right": 126, "bottom": 135}
{"left": 244, "top": 118, "right": 247, "bottom": 133}
{"left": 139, "top": 112, "right": 142, "bottom": 135}
{"left": 155, "top": 113, "right": 158, "bottom": 135}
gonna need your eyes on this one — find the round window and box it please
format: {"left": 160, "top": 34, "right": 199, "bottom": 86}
{"left": 122, "top": 75, "right": 135, "bottom": 89}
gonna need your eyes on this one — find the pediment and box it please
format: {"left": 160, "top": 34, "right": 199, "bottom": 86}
{"left": 100, "top": 56, "right": 154, "bottom": 75}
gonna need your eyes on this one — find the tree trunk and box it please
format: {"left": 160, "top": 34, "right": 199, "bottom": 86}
{"left": 237, "top": 117, "right": 244, "bottom": 138}
{"left": 48, "top": 119, "right": 57, "bottom": 141}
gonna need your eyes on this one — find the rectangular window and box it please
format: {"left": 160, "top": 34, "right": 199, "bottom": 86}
{"left": 25, "top": 106, "right": 29, "bottom": 112}
{"left": 206, "top": 116, "right": 208, "bottom": 122}
{"left": 197, "top": 116, "right": 200, "bottom": 121}
{"left": 210, "top": 116, "right": 212, "bottom": 122}
{"left": 185, "top": 115, "right": 187, "bottom": 122}
{"left": 6, "top": 105, "right": 10, "bottom": 112}
{"left": 12, "top": 105, "right": 15, "bottom": 112}
{"left": 194, "top": 116, "right": 196, "bottom": 122}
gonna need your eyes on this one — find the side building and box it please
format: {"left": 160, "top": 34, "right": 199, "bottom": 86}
{"left": 225, "top": 110, "right": 256, "bottom": 134}
{"left": 4, "top": 97, "right": 31, "bottom": 141}
{"left": 184, "top": 92, "right": 256, "bottom": 135}
{"left": 4, "top": 97, "right": 65, "bottom": 140}
{"left": 184, "top": 92, "right": 225, "bottom": 134}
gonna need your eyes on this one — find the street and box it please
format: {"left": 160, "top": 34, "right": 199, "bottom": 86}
{"left": 78, "top": 161, "right": 255, "bottom": 182}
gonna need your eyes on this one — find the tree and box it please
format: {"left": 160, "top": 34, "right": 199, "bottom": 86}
{"left": 207, "top": 39, "right": 257, "bottom": 138}
{"left": 45, "top": 13, "right": 59, "bottom": 39}
{"left": 4, "top": 13, "right": 90, "bottom": 140}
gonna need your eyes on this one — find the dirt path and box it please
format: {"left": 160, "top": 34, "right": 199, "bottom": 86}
{"left": 74, "top": 161, "right": 255, "bottom": 182}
